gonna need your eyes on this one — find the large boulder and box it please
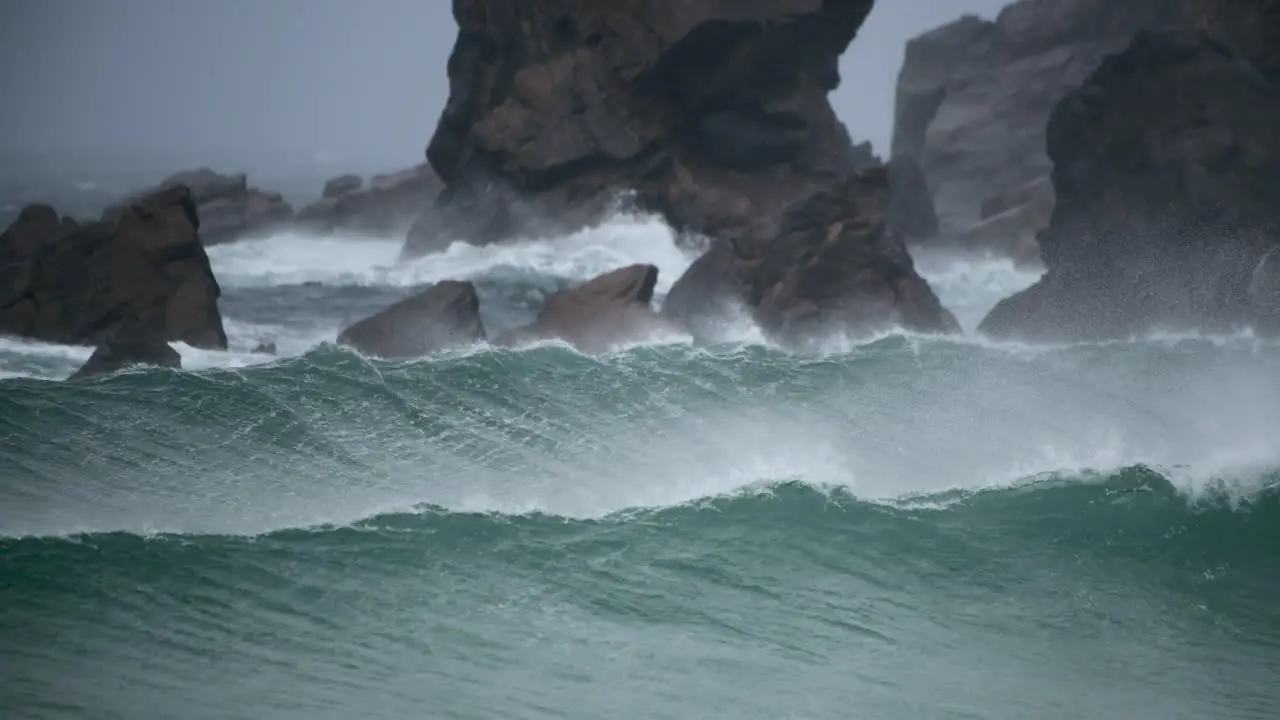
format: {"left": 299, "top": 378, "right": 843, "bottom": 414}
{"left": 979, "top": 30, "right": 1280, "bottom": 341}
{"left": 662, "top": 166, "right": 959, "bottom": 345}
{"left": 69, "top": 324, "right": 182, "bottom": 381}
{"left": 112, "top": 168, "right": 293, "bottom": 246}
{"left": 495, "top": 264, "right": 684, "bottom": 353}
{"left": 0, "top": 185, "right": 228, "bottom": 348}
{"left": 336, "top": 280, "right": 486, "bottom": 358}
{"left": 405, "top": 0, "right": 879, "bottom": 258}
{"left": 890, "top": 0, "right": 1182, "bottom": 245}
{"left": 299, "top": 163, "right": 443, "bottom": 237}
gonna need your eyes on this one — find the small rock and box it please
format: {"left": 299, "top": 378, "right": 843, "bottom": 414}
{"left": 337, "top": 280, "right": 486, "bottom": 358}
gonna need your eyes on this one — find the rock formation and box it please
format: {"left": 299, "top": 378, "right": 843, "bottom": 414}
{"left": 69, "top": 324, "right": 183, "bottom": 381}
{"left": 495, "top": 264, "right": 684, "bottom": 352}
{"left": 662, "top": 166, "right": 958, "bottom": 344}
{"left": 298, "top": 163, "right": 443, "bottom": 236}
{"left": 336, "top": 280, "right": 486, "bottom": 358}
{"left": 111, "top": 168, "right": 294, "bottom": 246}
{"left": 891, "top": 0, "right": 1182, "bottom": 250}
{"left": 979, "top": 30, "right": 1280, "bottom": 341}
{"left": 0, "top": 185, "right": 228, "bottom": 349}
{"left": 405, "top": 0, "right": 956, "bottom": 342}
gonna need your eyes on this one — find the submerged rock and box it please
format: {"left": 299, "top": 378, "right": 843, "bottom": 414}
{"left": 979, "top": 30, "right": 1280, "bottom": 341}
{"left": 663, "top": 166, "right": 959, "bottom": 345}
{"left": 110, "top": 168, "right": 293, "bottom": 246}
{"left": 69, "top": 325, "right": 182, "bottom": 381}
{"left": 495, "top": 264, "right": 684, "bottom": 353}
{"left": 1, "top": 185, "right": 228, "bottom": 348}
{"left": 337, "top": 280, "right": 485, "bottom": 358}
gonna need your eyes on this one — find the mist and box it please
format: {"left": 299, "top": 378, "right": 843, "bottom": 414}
{"left": 0, "top": 0, "right": 1010, "bottom": 180}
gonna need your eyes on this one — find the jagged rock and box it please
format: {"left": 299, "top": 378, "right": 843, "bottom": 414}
{"left": 1, "top": 185, "right": 228, "bottom": 348}
{"left": 495, "top": 264, "right": 684, "bottom": 353}
{"left": 299, "top": 163, "right": 442, "bottom": 236}
{"left": 891, "top": 0, "right": 1182, "bottom": 240}
{"left": 336, "top": 280, "right": 485, "bottom": 358}
{"left": 322, "top": 174, "right": 363, "bottom": 199}
{"left": 111, "top": 168, "right": 293, "bottom": 246}
{"left": 886, "top": 156, "right": 938, "bottom": 240}
{"left": 68, "top": 324, "right": 182, "bottom": 381}
{"left": 405, "top": 0, "right": 879, "bottom": 258}
{"left": 979, "top": 30, "right": 1280, "bottom": 341}
{"left": 662, "top": 166, "right": 959, "bottom": 345}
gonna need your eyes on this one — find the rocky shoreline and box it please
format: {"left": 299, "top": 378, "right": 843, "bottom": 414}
{"left": 2, "top": 0, "right": 1278, "bottom": 378}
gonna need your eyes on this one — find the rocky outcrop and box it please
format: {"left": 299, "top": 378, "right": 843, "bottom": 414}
{"left": 410, "top": 0, "right": 877, "bottom": 255}
{"left": 891, "top": 0, "right": 1182, "bottom": 246}
{"left": 69, "top": 324, "right": 182, "bottom": 381}
{"left": 113, "top": 168, "right": 293, "bottom": 246}
{"left": 299, "top": 163, "right": 443, "bottom": 237}
{"left": 979, "top": 30, "right": 1280, "bottom": 341}
{"left": 336, "top": 280, "right": 485, "bottom": 358}
{"left": 0, "top": 185, "right": 228, "bottom": 349}
{"left": 404, "top": 1, "right": 954, "bottom": 342}
{"left": 495, "top": 264, "right": 684, "bottom": 352}
{"left": 662, "top": 166, "right": 958, "bottom": 345}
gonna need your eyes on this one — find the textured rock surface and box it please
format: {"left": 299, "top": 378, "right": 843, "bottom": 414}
{"left": 979, "top": 30, "right": 1280, "bottom": 340}
{"left": 663, "top": 166, "right": 958, "bottom": 344}
{"left": 336, "top": 280, "right": 486, "bottom": 358}
{"left": 495, "top": 264, "right": 683, "bottom": 353}
{"left": 112, "top": 168, "right": 293, "bottom": 246}
{"left": 1, "top": 186, "right": 228, "bottom": 348}
{"left": 891, "top": 0, "right": 1181, "bottom": 239}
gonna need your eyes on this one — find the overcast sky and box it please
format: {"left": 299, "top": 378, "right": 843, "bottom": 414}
{"left": 0, "top": 0, "right": 1009, "bottom": 178}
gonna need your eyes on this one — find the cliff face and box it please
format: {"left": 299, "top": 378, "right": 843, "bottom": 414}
{"left": 978, "top": 30, "right": 1280, "bottom": 340}
{"left": 408, "top": 0, "right": 876, "bottom": 256}
{"left": 406, "top": 0, "right": 959, "bottom": 342}
{"left": 890, "top": 0, "right": 1181, "bottom": 245}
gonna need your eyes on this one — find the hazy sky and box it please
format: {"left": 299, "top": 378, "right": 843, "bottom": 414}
{"left": 0, "top": 0, "right": 1010, "bottom": 177}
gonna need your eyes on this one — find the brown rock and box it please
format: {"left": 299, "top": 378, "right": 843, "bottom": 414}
{"left": 495, "top": 264, "right": 685, "bottom": 353}
{"left": 336, "top": 280, "right": 486, "bottom": 358}
{"left": 110, "top": 168, "right": 293, "bottom": 246}
{"left": 663, "top": 166, "right": 959, "bottom": 345}
{"left": 0, "top": 185, "right": 228, "bottom": 348}
{"left": 979, "top": 30, "right": 1280, "bottom": 341}
{"left": 299, "top": 163, "right": 442, "bottom": 237}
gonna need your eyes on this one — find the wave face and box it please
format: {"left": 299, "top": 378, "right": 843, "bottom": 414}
{"left": 2, "top": 218, "right": 1280, "bottom": 719}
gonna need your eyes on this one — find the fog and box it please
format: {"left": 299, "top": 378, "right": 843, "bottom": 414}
{"left": 0, "top": 0, "right": 1010, "bottom": 178}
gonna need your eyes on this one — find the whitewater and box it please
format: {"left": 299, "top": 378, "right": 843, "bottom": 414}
{"left": 2, "top": 211, "right": 1279, "bottom": 719}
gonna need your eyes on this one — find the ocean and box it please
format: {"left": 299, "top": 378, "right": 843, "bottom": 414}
{"left": 1, "top": 177, "right": 1278, "bottom": 719}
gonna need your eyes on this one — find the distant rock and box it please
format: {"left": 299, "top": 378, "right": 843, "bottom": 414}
{"left": 0, "top": 185, "right": 228, "bottom": 348}
{"left": 299, "top": 163, "right": 442, "bottom": 237}
{"left": 495, "top": 264, "right": 684, "bottom": 353}
{"left": 890, "top": 0, "right": 1182, "bottom": 251}
{"left": 251, "top": 341, "right": 277, "bottom": 355}
{"left": 111, "top": 168, "right": 293, "bottom": 246}
{"left": 662, "top": 166, "right": 959, "bottom": 345}
{"left": 336, "top": 280, "right": 485, "bottom": 358}
{"left": 321, "top": 174, "right": 363, "bottom": 199}
{"left": 979, "top": 30, "right": 1280, "bottom": 341}
{"left": 68, "top": 324, "right": 182, "bottom": 381}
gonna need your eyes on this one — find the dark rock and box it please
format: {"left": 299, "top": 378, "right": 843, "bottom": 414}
{"left": 336, "top": 280, "right": 485, "bottom": 358}
{"left": 322, "top": 174, "right": 364, "bottom": 199}
{"left": 979, "top": 30, "right": 1280, "bottom": 341}
{"left": 663, "top": 166, "right": 959, "bottom": 345}
{"left": 886, "top": 156, "right": 938, "bottom": 240}
{"left": 110, "top": 168, "right": 293, "bottom": 246}
{"left": 407, "top": 0, "right": 879, "bottom": 258}
{"left": 891, "top": 0, "right": 1182, "bottom": 241}
{"left": 495, "top": 264, "right": 684, "bottom": 353}
{"left": 299, "top": 163, "right": 443, "bottom": 237}
{"left": 0, "top": 185, "right": 228, "bottom": 348}
{"left": 68, "top": 324, "right": 181, "bottom": 381}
